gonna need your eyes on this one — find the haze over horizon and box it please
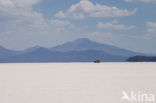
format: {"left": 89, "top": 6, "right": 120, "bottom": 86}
{"left": 0, "top": 0, "right": 156, "bottom": 53}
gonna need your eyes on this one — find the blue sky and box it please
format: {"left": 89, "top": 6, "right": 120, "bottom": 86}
{"left": 0, "top": 0, "right": 156, "bottom": 53}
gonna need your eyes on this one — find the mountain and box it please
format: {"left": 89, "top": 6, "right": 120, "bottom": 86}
{"left": 0, "top": 46, "right": 21, "bottom": 58}
{"left": 0, "top": 47, "right": 127, "bottom": 63}
{"left": 0, "top": 45, "right": 42, "bottom": 59}
{"left": 50, "top": 38, "right": 142, "bottom": 57}
{"left": 0, "top": 38, "right": 150, "bottom": 63}
{"left": 23, "top": 45, "right": 41, "bottom": 53}
{"left": 127, "top": 56, "right": 156, "bottom": 62}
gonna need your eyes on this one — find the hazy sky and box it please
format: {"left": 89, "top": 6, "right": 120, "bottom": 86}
{"left": 0, "top": 0, "right": 156, "bottom": 53}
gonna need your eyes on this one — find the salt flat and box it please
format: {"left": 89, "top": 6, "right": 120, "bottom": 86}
{"left": 0, "top": 63, "right": 156, "bottom": 103}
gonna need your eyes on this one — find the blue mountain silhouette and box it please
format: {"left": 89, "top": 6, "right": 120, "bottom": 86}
{"left": 51, "top": 38, "right": 142, "bottom": 57}
{"left": 0, "top": 38, "right": 146, "bottom": 62}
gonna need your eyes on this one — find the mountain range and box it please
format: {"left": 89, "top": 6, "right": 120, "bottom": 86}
{"left": 0, "top": 38, "right": 149, "bottom": 63}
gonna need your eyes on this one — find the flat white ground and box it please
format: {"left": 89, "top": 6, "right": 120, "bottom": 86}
{"left": 0, "top": 63, "right": 156, "bottom": 103}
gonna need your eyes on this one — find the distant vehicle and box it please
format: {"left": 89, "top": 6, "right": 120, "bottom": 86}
{"left": 94, "top": 60, "right": 101, "bottom": 63}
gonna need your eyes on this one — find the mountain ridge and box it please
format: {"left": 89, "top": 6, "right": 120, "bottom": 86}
{"left": 0, "top": 46, "right": 22, "bottom": 58}
{"left": 0, "top": 38, "right": 151, "bottom": 62}
{"left": 0, "top": 48, "right": 127, "bottom": 62}
{"left": 50, "top": 38, "right": 143, "bottom": 57}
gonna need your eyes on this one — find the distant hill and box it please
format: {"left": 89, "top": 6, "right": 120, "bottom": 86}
{"left": 127, "top": 56, "right": 156, "bottom": 62}
{"left": 0, "top": 46, "right": 22, "bottom": 58}
{"left": 23, "top": 45, "right": 41, "bottom": 53}
{"left": 50, "top": 38, "right": 142, "bottom": 57}
{"left": 0, "top": 38, "right": 152, "bottom": 63}
{"left": 0, "top": 47, "right": 127, "bottom": 63}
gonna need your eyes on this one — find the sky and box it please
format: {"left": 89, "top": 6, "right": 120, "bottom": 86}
{"left": 0, "top": 0, "right": 156, "bottom": 53}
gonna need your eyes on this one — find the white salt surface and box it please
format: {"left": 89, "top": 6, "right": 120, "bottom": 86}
{"left": 0, "top": 63, "right": 156, "bottom": 103}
